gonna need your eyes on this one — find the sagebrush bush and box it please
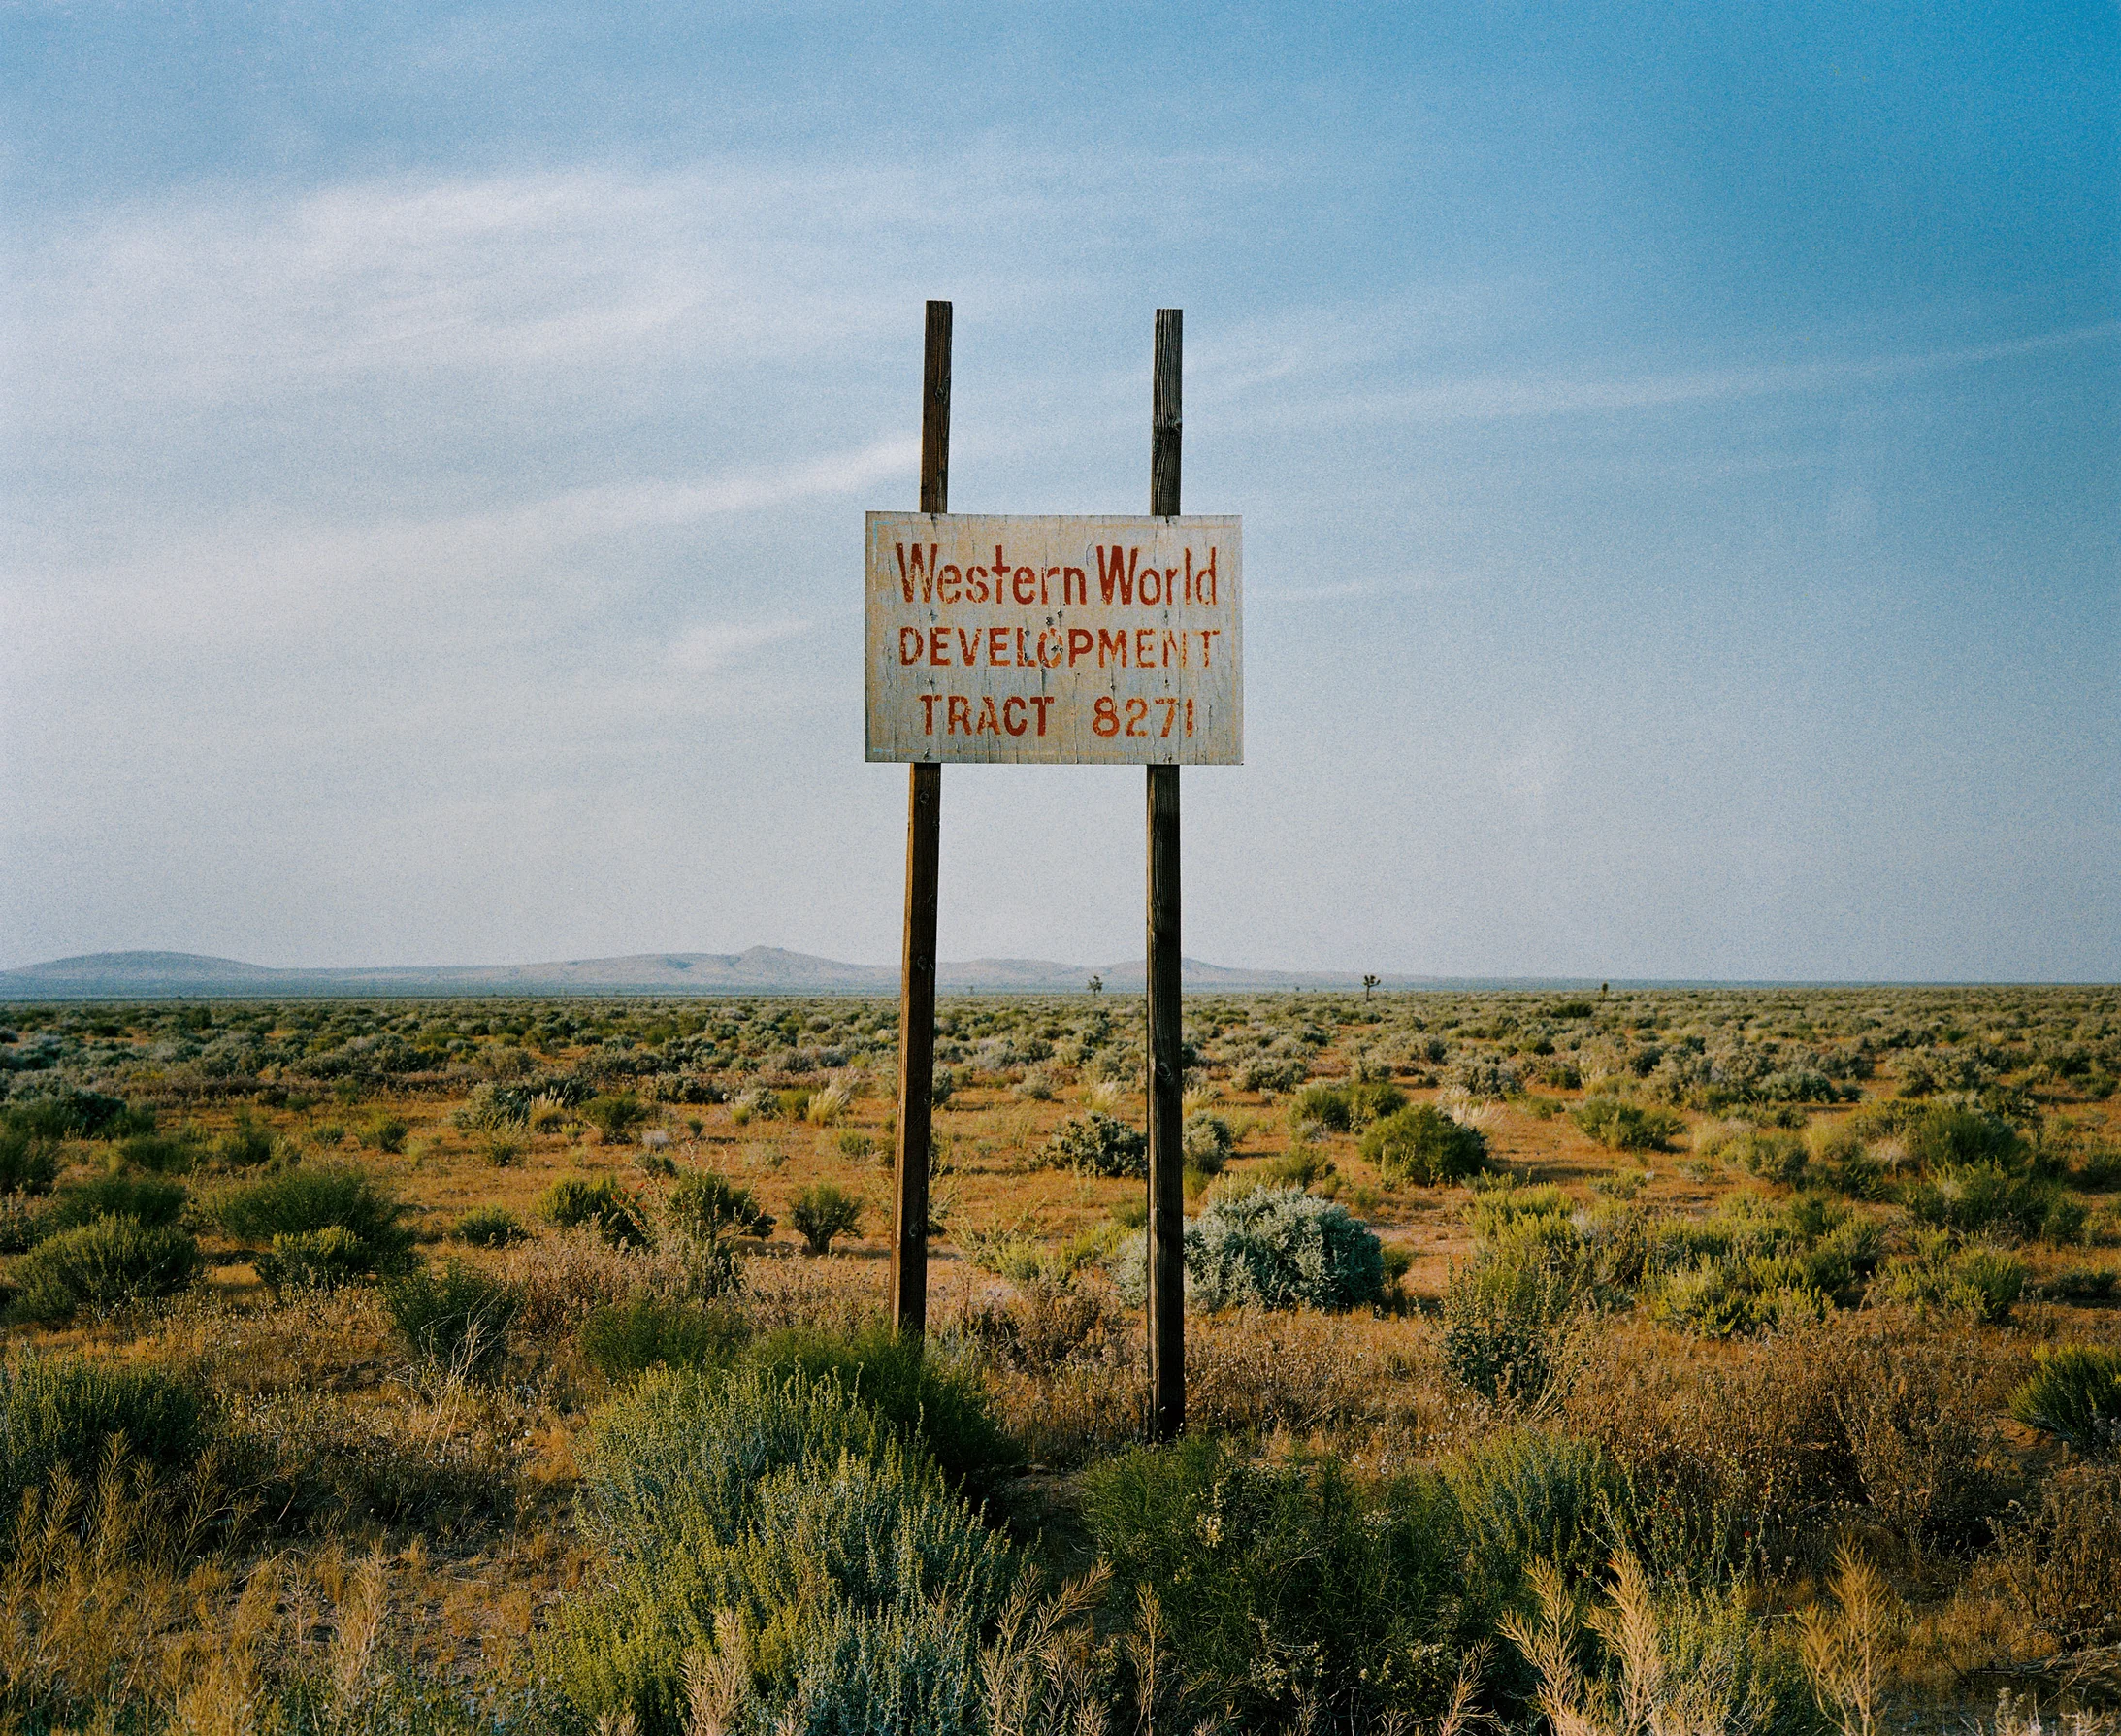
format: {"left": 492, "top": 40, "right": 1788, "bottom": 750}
{"left": 0, "top": 1126, "right": 61, "bottom": 1196}
{"left": 538, "top": 1174, "right": 649, "bottom": 1247}
{"left": 546, "top": 1363, "right": 1019, "bottom": 1733}
{"left": 1573, "top": 1097, "right": 1684, "bottom": 1151}
{"left": 742, "top": 1326, "right": 1018, "bottom": 1490}
{"left": 1449, "top": 1428, "right": 1631, "bottom": 1592}
{"left": 9, "top": 1216, "right": 203, "bottom": 1323}
{"left": 1360, "top": 1105, "right": 1486, "bottom": 1183}
{"left": 1440, "top": 1245, "right": 1584, "bottom": 1406}
{"left": 579, "top": 1296, "right": 747, "bottom": 1383}
{"left": 114, "top": 1131, "right": 198, "bottom": 1174}
{"left": 381, "top": 1260, "right": 520, "bottom": 1382}
{"left": 0, "top": 1354, "right": 208, "bottom": 1522}
{"left": 2, "top": 1088, "right": 140, "bottom": 1141}
{"left": 1878, "top": 1232, "right": 2027, "bottom": 1323}
{"left": 1045, "top": 1111, "right": 1148, "bottom": 1178}
{"left": 42, "top": 1171, "right": 188, "bottom": 1234}
{"left": 582, "top": 1093, "right": 647, "bottom": 1143}
{"left": 453, "top": 1204, "right": 525, "bottom": 1247}
{"left": 1083, "top": 1436, "right": 1485, "bottom": 1729}
{"left": 1905, "top": 1161, "right": 2080, "bottom": 1243}
{"left": 1181, "top": 1111, "right": 1234, "bottom": 1173}
{"left": 1119, "top": 1184, "right": 1383, "bottom": 1312}
{"left": 215, "top": 1163, "right": 412, "bottom": 1274}
{"left": 2009, "top": 1344, "right": 2121, "bottom": 1457}
{"left": 790, "top": 1182, "right": 865, "bottom": 1255}
{"left": 665, "top": 1169, "right": 774, "bottom": 1244}
{"left": 254, "top": 1226, "right": 373, "bottom": 1294}
{"left": 213, "top": 1113, "right": 277, "bottom": 1168}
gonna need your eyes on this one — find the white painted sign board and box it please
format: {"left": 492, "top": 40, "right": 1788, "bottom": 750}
{"left": 865, "top": 513, "right": 1242, "bottom": 765}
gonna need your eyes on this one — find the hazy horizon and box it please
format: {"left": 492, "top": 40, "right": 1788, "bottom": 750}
{"left": 4, "top": 3, "right": 2115, "bottom": 983}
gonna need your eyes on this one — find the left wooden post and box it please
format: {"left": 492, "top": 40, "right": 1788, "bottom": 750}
{"left": 892, "top": 299, "right": 951, "bottom": 1339}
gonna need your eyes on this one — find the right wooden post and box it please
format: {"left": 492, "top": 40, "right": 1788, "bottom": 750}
{"left": 1145, "top": 307, "right": 1186, "bottom": 1440}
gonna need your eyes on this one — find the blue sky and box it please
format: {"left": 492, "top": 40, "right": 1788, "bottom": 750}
{"left": 2, "top": 1, "right": 2115, "bottom": 980}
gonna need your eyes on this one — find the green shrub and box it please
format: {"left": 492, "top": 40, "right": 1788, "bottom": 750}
{"left": 538, "top": 1174, "right": 649, "bottom": 1247}
{"left": 363, "top": 1113, "right": 409, "bottom": 1154}
{"left": 1904, "top": 1162, "right": 2079, "bottom": 1243}
{"left": 666, "top": 1169, "right": 774, "bottom": 1243}
{"left": 1906, "top": 1104, "right": 2025, "bottom": 1171}
{"left": 580, "top": 1296, "right": 747, "bottom": 1383}
{"left": 545, "top": 1364, "right": 1018, "bottom": 1732}
{"left": 1182, "top": 1111, "right": 1235, "bottom": 1173}
{"left": 253, "top": 1226, "right": 373, "bottom": 1294}
{"left": 115, "top": 1131, "right": 199, "bottom": 1174}
{"left": 1289, "top": 1082, "right": 1353, "bottom": 1132}
{"left": 742, "top": 1327, "right": 1017, "bottom": 1490}
{"left": 1361, "top": 1105, "right": 1487, "bottom": 1183}
{"left": 215, "top": 1163, "right": 412, "bottom": 1272}
{"left": 8, "top": 1216, "right": 203, "bottom": 1324}
{"left": 1082, "top": 1437, "right": 1483, "bottom": 1728}
{"left": 213, "top": 1112, "right": 277, "bottom": 1168}
{"left": 381, "top": 1260, "right": 520, "bottom": 1382}
{"left": 1045, "top": 1111, "right": 1147, "bottom": 1178}
{"left": 790, "top": 1183, "right": 865, "bottom": 1255}
{"left": 2009, "top": 1344, "right": 2121, "bottom": 1457}
{"left": 1449, "top": 1428, "right": 1631, "bottom": 1591}
{"left": 1440, "top": 1237, "right": 1587, "bottom": 1404}
{"left": 1257, "top": 1140, "right": 1335, "bottom": 1190}
{"left": 453, "top": 1205, "right": 526, "bottom": 1248}
{"left": 1120, "top": 1184, "right": 1382, "bottom": 1312}
{"left": 0, "top": 1126, "right": 60, "bottom": 1196}
{"left": 43, "top": 1171, "right": 188, "bottom": 1234}
{"left": 0, "top": 1354, "right": 207, "bottom": 1520}
{"left": 1647, "top": 1256, "right": 1831, "bottom": 1338}
{"left": 3, "top": 1088, "right": 141, "bottom": 1141}
{"left": 1572, "top": 1097, "right": 1683, "bottom": 1151}
{"left": 583, "top": 1093, "right": 648, "bottom": 1143}
{"left": 1732, "top": 1129, "right": 1810, "bottom": 1186}
{"left": 1878, "top": 1232, "right": 2027, "bottom": 1323}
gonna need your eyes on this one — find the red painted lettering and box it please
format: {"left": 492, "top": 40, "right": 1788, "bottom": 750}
{"left": 957, "top": 628, "right": 977, "bottom": 665}
{"left": 1135, "top": 628, "right": 1157, "bottom": 666}
{"left": 975, "top": 696, "right": 1001, "bottom": 735}
{"left": 899, "top": 627, "right": 923, "bottom": 665}
{"left": 1097, "top": 628, "right": 1128, "bottom": 668}
{"left": 929, "top": 627, "right": 949, "bottom": 666}
{"left": 1012, "top": 566, "right": 1035, "bottom": 605}
{"left": 1096, "top": 545, "right": 1138, "bottom": 605}
{"left": 1041, "top": 566, "right": 1058, "bottom": 605}
{"left": 894, "top": 542, "right": 938, "bottom": 603}
{"left": 1061, "top": 566, "right": 1088, "bottom": 605}
{"left": 1198, "top": 629, "right": 1220, "bottom": 667}
{"left": 1002, "top": 696, "right": 1028, "bottom": 737}
{"left": 947, "top": 695, "right": 972, "bottom": 734}
{"left": 1031, "top": 695, "right": 1055, "bottom": 736}
{"left": 1039, "top": 629, "right": 1060, "bottom": 667}
{"left": 1016, "top": 627, "right": 1032, "bottom": 667}
{"left": 921, "top": 693, "right": 942, "bottom": 734}
{"left": 967, "top": 565, "right": 989, "bottom": 603}
{"left": 1162, "top": 630, "right": 1181, "bottom": 668}
{"left": 1140, "top": 564, "right": 1161, "bottom": 605}
{"left": 988, "top": 626, "right": 1010, "bottom": 666}
{"left": 1066, "top": 627, "right": 1094, "bottom": 665}
{"left": 937, "top": 564, "right": 962, "bottom": 605}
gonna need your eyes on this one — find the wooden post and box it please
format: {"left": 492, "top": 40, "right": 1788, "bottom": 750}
{"left": 892, "top": 299, "right": 950, "bottom": 1339}
{"left": 1145, "top": 307, "right": 1185, "bottom": 1439}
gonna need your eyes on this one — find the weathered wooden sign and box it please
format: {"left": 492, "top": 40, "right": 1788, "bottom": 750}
{"left": 865, "top": 512, "right": 1243, "bottom": 765}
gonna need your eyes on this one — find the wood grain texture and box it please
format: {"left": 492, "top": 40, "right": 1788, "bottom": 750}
{"left": 893, "top": 298, "right": 950, "bottom": 1339}
{"left": 1145, "top": 308, "right": 1186, "bottom": 1439}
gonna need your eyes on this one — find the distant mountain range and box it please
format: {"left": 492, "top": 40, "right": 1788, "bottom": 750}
{"left": 0, "top": 948, "right": 1619, "bottom": 999}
